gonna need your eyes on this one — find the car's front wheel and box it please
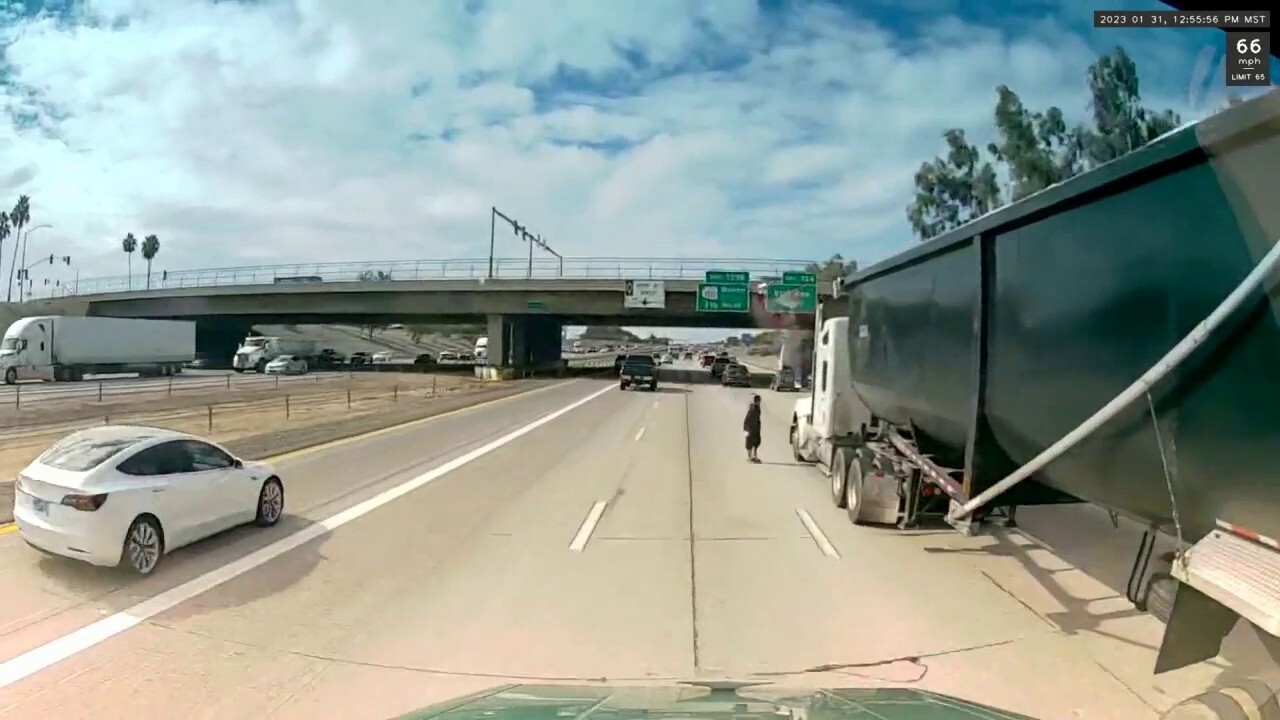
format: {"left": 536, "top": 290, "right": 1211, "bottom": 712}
{"left": 254, "top": 477, "right": 285, "bottom": 527}
{"left": 121, "top": 516, "right": 165, "bottom": 575}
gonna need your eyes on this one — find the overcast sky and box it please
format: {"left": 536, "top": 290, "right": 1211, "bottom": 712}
{"left": 0, "top": 0, "right": 1265, "bottom": 342}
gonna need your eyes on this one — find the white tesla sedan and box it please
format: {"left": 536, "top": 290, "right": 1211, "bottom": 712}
{"left": 265, "top": 354, "right": 308, "bottom": 374}
{"left": 12, "top": 425, "right": 285, "bottom": 575}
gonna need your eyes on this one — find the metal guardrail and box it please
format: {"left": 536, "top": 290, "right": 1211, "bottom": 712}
{"left": 58, "top": 257, "right": 815, "bottom": 296}
{"left": 0, "top": 354, "right": 619, "bottom": 409}
{"left": 0, "top": 371, "right": 349, "bottom": 409}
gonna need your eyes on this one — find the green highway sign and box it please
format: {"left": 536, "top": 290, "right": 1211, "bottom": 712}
{"left": 782, "top": 271, "right": 818, "bottom": 285}
{"left": 696, "top": 282, "right": 750, "bottom": 312}
{"left": 765, "top": 283, "right": 817, "bottom": 314}
{"left": 705, "top": 270, "right": 750, "bottom": 284}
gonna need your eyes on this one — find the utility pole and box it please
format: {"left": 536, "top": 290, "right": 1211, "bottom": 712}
{"left": 487, "top": 207, "right": 564, "bottom": 279}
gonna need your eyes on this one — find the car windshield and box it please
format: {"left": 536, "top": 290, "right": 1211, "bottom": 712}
{"left": 3, "top": 3, "right": 1276, "bottom": 719}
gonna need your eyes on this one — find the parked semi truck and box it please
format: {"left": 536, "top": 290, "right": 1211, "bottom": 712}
{"left": 232, "top": 336, "right": 318, "bottom": 373}
{"left": 790, "top": 92, "right": 1280, "bottom": 709}
{"left": 0, "top": 316, "right": 195, "bottom": 384}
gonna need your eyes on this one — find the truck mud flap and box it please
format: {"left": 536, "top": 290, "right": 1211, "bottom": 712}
{"left": 1157, "top": 526, "right": 1280, "bottom": 674}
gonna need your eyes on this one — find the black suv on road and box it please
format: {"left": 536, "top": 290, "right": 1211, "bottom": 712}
{"left": 710, "top": 355, "right": 732, "bottom": 380}
{"left": 619, "top": 354, "right": 658, "bottom": 391}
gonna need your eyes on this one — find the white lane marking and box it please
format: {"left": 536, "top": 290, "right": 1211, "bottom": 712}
{"left": 796, "top": 509, "right": 841, "bottom": 559}
{"left": 635, "top": 427, "right": 645, "bottom": 441}
{"left": 0, "top": 383, "right": 615, "bottom": 690}
{"left": 569, "top": 500, "right": 609, "bottom": 552}
{"left": 652, "top": 400, "right": 659, "bottom": 408}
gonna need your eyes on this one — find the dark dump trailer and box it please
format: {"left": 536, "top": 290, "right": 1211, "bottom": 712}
{"left": 791, "top": 91, "right": 1280, "bottom": 690}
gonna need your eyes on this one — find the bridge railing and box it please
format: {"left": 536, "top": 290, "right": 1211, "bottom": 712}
{"left": 59, "top": 257, "right": 816, "bottom": 296}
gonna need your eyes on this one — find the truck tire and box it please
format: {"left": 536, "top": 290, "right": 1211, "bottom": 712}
{"left": 830, "top": 448, "right": 850, "bottom": 508}
{"left": 1161, "top": 680, "right": 1280, "bottom": 719}
{"left": 790, "top": 425, "right": 804, "bottom": 462}
{"left": 845, "top": 456, "right": 867, "bottom": 525}
{"left": 4, "top": 367, "right": 15, "bottom": 385}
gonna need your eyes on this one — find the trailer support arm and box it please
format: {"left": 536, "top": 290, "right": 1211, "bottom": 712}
{"left": 950, "top": 237, "right": 1280, "bottom": 521}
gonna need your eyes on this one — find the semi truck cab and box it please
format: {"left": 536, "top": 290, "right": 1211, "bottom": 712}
{"left": 791, "top": 310, "right": 950, "bottom": 528}
{"left": 233, "top": 337, "right": 272, "bottom": 373}
{"left": 0, "top": 319, "right": 47, "bottom": 383}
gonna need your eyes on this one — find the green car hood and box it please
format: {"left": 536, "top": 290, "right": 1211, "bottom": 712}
{"left": 391, "top": 682, "right": 1037, "bottom": 720}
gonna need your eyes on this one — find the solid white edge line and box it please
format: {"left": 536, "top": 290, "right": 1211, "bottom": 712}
{"left": 796, "top": 509, "right": 841, "bottom": 559}
{"left": 0, "top": 382, "right": 616, "bottom": 690}
{"left": 634, "top": 427, "right": 645, "bottom": 442}
{"left": 568, "top": 500, "right": 609, "bottom": 552}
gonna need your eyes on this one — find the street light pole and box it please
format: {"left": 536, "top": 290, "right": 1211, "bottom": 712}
{"left": 17, "top": 224, "right": 52, "bottom": 302}
{"left": 488, "top": 207, "right": 497, "bottom": 279}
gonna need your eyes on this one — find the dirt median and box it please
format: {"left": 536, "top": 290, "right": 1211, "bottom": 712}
{"left": 0, "top": 376, "right": 562, "bottom": 524}
{"left": 0, "top": 372, "right": 468, "bottom": 430}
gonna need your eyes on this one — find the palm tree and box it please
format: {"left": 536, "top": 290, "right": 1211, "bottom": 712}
{"left": 122, "top": 233, "right": 138, "bottom": 290}
{"left": 6, "top": 196, "right": 30, "bottom": 302}
{"left": 0, "top": 212, "right": 9, "bottom": 297}
{"left": 141, "top": 234, "right": 160, "bottom": 289}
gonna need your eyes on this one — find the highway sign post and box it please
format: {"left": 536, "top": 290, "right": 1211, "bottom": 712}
{"left": 765, "top": 284, "right": 817, "bottom": 313}
{"left": 697, "top": 282, "right": 750, "bottom": 313}
{"left": 624, "top": 280, "right": 666, "bottom": 309}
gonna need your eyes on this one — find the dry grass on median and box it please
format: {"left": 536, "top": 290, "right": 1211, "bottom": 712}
{"left": 0, "top": 371, "right": 472, "bottom": 429}
{"left": 0, "top": 375, "right": 490, "bottom": 482}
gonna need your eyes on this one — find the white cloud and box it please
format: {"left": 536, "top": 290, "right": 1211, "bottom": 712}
{"left": 0, "top": 0, "right": 1254, "bottom": 303}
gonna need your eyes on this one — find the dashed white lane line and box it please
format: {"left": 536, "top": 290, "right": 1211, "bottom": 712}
{"left": 0, "top": 383, "right": 616, "bottom": 691}
{"left": 796, "top": 509, "right": 841, "bottom": 559}
{"left": 569, "top": 501, "right": 610, "bottom": 552}
{"left": 635, "top": 427, "right": 646, "bottom": 441}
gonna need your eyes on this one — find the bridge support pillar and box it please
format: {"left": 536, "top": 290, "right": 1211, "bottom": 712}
{"left": 481, "top": 314, "right": 564, "bottom": 379}
{"left": 196, "top": 318, "right": 254, "bottom": 367}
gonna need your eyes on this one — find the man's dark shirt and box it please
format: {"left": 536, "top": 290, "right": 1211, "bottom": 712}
{"left": 744, "top": 403, "right": 761, "bottom": 436}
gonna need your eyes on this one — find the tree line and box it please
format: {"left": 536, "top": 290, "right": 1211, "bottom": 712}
{"left": 121, "top": 232, "right": 163, "bottom": 290}
{"left": 0, "top": 195, "right": 34, "bottom": 300}
{"left": 905, "top": 46, "right": 1184, "bottom": 242}
{"left": 0, "top": 195, "right": 167, "bottom": 301}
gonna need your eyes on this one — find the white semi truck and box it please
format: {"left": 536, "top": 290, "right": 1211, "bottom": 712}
{"left": 0, "top": 316, "right": 195, "bottom": 384}
{"left": 232, "top": 336, "right": 318, "bottom": 373}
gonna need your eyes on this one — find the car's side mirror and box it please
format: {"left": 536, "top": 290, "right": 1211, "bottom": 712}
{"left": 233, "top": 458, "right": 244, "bottom": 469}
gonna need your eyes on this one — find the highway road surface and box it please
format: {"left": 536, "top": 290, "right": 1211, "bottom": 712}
{"left": 0, "top": 375, "right": 1236, "bottom": 719}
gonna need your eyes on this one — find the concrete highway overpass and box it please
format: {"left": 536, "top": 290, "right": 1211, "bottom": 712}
{"left": 9, "top": 257, "right": 834, "bottom": 371}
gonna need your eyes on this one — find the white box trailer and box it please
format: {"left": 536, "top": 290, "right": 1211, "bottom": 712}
{"left": 0, "top": 315, "right": 195, "bottom": 384}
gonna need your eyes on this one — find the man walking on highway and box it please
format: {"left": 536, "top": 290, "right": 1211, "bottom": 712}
{"left": 744, "top": 394, "right": 762, "bottom": 463}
